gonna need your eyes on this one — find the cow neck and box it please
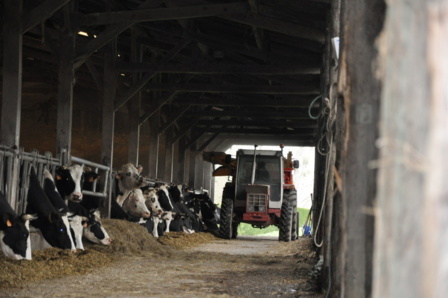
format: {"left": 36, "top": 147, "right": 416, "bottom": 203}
{"left": 117, "top": 188, "right": 134, "bottom": 207}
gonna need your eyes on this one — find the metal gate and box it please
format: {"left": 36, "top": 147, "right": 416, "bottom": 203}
{"left": 0, "top": 146, "right": 111, "bottom": 215}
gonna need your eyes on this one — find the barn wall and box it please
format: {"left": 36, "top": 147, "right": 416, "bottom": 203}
{"left": 373, "top": 0, "right": 448, "bottom": 297}
{"left": 335, "top": 0, "right": 385, "bottom": 296}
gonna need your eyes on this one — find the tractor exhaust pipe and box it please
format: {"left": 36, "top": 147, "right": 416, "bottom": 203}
{"left": 251, "top": 144, "right": 258, "bottom": 185}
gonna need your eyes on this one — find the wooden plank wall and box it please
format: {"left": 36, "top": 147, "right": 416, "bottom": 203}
{"left": 373, "top": 0, "right": 448, "bottom": 297}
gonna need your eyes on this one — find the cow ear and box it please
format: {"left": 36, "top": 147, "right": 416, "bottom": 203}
{"left": 115, "top": 173, "right": 121, "bottom": 180}
{"left": 89, "top": 173, "right": 100, "bottom": 183}
{"left": 48, "top": 212, "right": 60, "bottom": 223}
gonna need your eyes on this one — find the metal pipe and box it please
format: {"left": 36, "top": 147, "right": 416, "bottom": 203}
{"left": 250, "top": 144, "right": 258, "bottom": 185}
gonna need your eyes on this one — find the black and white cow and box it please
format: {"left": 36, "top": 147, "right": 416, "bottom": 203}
{"left": 49, "top": 169, "right": 112, "bottom": 248}
{"left": 26, "top": 167, "right": 74, "bottom": 250}
{"left": 185, "top": 190, "right": 220, "bottom": 232}
{"left": 167, "top": 185, "right": 204, "bottom": 233}
{"left": 115, "top": 163, "right": 145, "bottom": 204}
{"left": 0, "top": 192, "right": 35, "bottom": 260}
{"left": 55, "top": 165, "right": 85, "bottom": 203}
{"left": 42, "top": 169, "right": 79, "bottom": 250}
{"left": 119, "top": 188, "right": 151, "bottom": 219}
{"left": 144, "top": 188, "right": 171, "bottom": 237}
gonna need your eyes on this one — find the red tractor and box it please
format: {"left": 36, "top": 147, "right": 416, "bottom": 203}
{"left": 204, "top": 145, "right": 300, "bottom": 241}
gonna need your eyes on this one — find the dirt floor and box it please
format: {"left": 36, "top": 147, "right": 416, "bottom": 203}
{"left": 0, "top": 237, "right": 321, "bottom": 297}
{"left": 0, "top": 220, "right": 321, "bottom": 297}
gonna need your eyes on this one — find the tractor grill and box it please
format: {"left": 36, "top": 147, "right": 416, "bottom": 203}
{"left": 247, "top": 193, "right": 267, "bottom": 212}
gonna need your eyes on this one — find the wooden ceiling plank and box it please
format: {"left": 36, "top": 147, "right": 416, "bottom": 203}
{"left": 22, "top": 0, "right": 72, "bottom": 34}
{"left": 142, "top": 83, "right": 319, "bottom": 94}
{"left": 74, "top": 0, "right": 164, "bottom": 69}
{"left": 248, "top": 0, "right": 265, "bottom": 50}
{"left": 115, "top": 62, "right": 320, "bottom": 75}
{"left": 176, "top": 94, "right": 318, "bottom": 107}
{"left": 196, "top": 119, "right": 317, "bottom": 128}
{"left": 200, "top": 110, "right": 315, "bottom": 119}
{"left": 159, "top": 106, "right": 191, "bottom": 134}
{"left": 115, "top": 39, "right": 190, "bottom": 111}
{"left": 82, "top": 3, "right": 249, "bottom": 26}
{"left": 185, "top": 30, "right": 267, "bottom": 61}
{"left": 203, "top": 128, "right": 315, "bottom": 135}
{"left": 222, "top": 13, "right": 325, "bottom": 43}
{"left": 139, "top": 91, "right": 178, "bottom": 124}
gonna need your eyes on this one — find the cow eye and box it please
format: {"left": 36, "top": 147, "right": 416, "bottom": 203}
{"left": 22, "top": 233, "right": 28, "bottom": 238}
{"left": 59, "top": 228, "right": 65, "bottom": 232}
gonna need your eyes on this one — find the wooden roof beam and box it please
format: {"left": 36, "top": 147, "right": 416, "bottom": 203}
{"left": 173, "top": 94, "right": 319, "bottom": 107}
{"left": 80, "top": 3, "right": 249, "bottom": 26}
{"left": 248, "top": 0, "right": 265, "bottom": 50}
{"left": 142, "top": 83, "right": 319, "bottom": 94}
{"left": 222, "top": 13, "right": 325, "bottom": 43}
{"left": 195, "top": 119, "right": 317, "bottom": 128}
{"left": 196, "top": 109, "right": 315, "bottom": 119}
{"left": 159, "top": 106, "right": 191, "bottom": 134}
{"left": 22, "top": 0, "right": 72, "bottom": 34}
{"left": 115, "top": 39, "right": 190, "bottom": 111}
{"left": 202, "top": 128, "right": 315, "bottom": 136}
{"left": 115, "top": 62, "right": 320, "bottom": 75}
{"left": 74, "top": 0, "right": 164, "bottom": 69}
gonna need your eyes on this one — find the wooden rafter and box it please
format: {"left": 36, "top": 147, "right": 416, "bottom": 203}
{"left": 115, "top": 62, "right": 320, "bottom": 75}
{"left": 80, "top": 3, "right": 249, "bottom": 26}
{"left": 22, "top": 0, "right": 72, "bottom": 34}
{"left": 140, "top": 83, "right": 320, "bottom": 94}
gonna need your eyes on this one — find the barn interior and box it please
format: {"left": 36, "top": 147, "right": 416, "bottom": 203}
{"left": 1, "top": 0, "right": 446, "bottom": 297}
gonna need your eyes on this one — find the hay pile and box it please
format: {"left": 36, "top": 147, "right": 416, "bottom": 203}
{"left": 157, "top": 231, "right": 219, "bottom": 249}
{"left": 0, "top": 219, "right": 164, "bottom": 289}
{"left": 0, "top": 219, "right": 219, "bottom": 289}
{"left": 85, "top": 219, "right": 173, "bottom": 257}
{"left": 0, "top": 248, "right": 112, "bottom": 288}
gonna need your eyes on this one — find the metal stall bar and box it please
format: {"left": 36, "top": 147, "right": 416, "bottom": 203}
{"left": 71, "top": 156, "right": 111, "bottom": 198}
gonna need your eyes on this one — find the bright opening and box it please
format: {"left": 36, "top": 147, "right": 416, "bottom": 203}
{"left": 213, "top": 145, "right": 315, "bottom": 237}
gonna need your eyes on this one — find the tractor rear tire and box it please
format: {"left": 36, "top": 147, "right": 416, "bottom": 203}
{"left": 279, "top": 189, "right": 297, "bottom": 242}
{"left": 231, "top": 222, "right": 239, "bottom": 239}
{"left": 291, "top": 211, "right": 299, "bottom": 241}
{"left": 219, "top": 198, "right": 234, "bottom": 239}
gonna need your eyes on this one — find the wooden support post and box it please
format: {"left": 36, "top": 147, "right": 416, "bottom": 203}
{"left": 337, "top": 0, "right": 384, "bottom": 296}
{"left": 171, "top": 137, "right": 180, "bottom": 183}
{"left": 100, "top": 40, "right": 117, "bottom": 218}
{"left": 202, "top": 162, "right": 212, "bottom": 193}
{"left": 373, "top": 0, "right": 448, "bottom": 297}
{"left": 163, "top": 128, "right": 174, "bottom": 182}
{"left": 157, "top": 132, "right": 167, "bottom": 181}
{"left": 187, "top": 147, "right": 196, "bottom": 187}
{"left": 127, "top": 96, "right": 141, "bottom": 165}
{"left": 147, "top": 104, "right": 160, "bottom": 179}
{"left": 176, "top": 136, "right": 187, "bottom": 183}
{"left": 193, "top": 136, "right": 206, "bottom": 188}
{"left": 1, "top": 0, "right": 22, "bottom": 207}
{"left": 56, "top": 21, "right": 76, "bottom": 164}
{"left": 127, "top": 29, "right": 142, "bottom": 165}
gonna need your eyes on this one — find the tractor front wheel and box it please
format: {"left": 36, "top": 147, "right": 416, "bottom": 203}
{"left": 279, "top": 189, "right": 297, "bottom": 242}
{"left": 219, "top": 198, "right": 234, "bottom": 239}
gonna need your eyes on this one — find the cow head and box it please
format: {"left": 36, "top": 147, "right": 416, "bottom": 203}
{"left": 122, "top": 189, "right": 151, "bottom": 218}
{"left": 116, "top": 163, "right": 145, "bottom": 192}
{"left": 144, "top": 189, "right": 163, "bottom": 217}
{"left": 43, "top": 211, "right": 74, "bottom": 250}
{"left": 55, "top": 165, "right": 85, "bottom": 202}
{"left": 83, "top": 210, "right": 111, "bottom": 245}
{"left": 0, "top": 213, "right": 35, "bottom": 260}
{"left": 156, "top": 185, "right": 174, "bottom": 211}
